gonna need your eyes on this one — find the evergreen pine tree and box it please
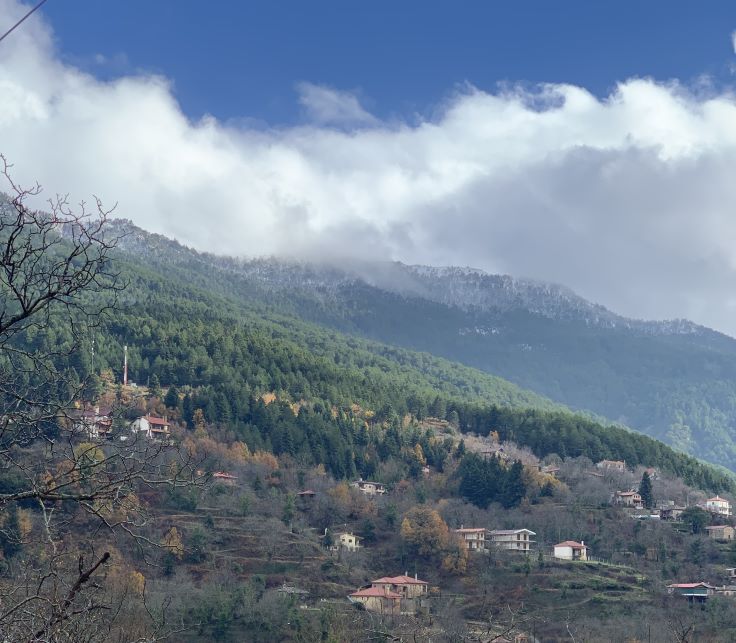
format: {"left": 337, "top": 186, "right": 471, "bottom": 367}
{"left": 164, "top": 385, "right": 180, "bottom": 410}
{"left": 639, "top": 471, "right": 654, "bottom": 509}
{"left": 501, "top": 460, "right": 526, "bottom": 509}
{"left": 149, "top": 373, "right": 162, "bottom": 398}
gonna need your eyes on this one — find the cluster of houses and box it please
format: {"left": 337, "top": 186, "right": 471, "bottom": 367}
{"left": 452, "top": 526, "right": 589, "bottom": 561}
{"left": 72, "top": 406, "right": 171, "bottom": 441}
{"left": 612, "top": 489, "right": 733, "bottom": 524}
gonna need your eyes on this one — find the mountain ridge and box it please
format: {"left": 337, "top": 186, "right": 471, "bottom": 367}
{"left": 103, "top": 216, "right": 736, "bottom": 469}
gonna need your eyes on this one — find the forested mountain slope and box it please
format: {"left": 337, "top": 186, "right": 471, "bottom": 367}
{"left": 8, "top": 217, "right": 709, "bottom": 491}
{"left": 106, "top": 219, "right": 736, "bottom": 470}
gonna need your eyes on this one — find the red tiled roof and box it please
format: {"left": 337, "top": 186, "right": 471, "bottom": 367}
{"left": 350, "top": 587, "right": 401, "bottom": 599}
{"left": 668, "top": 582, "right": 713, "bottom": 589}
{"left": 213, "top": 472, "right": 237, "bottom": 480}
{"left": 297, "top": 489, "right": 316, "bottom": 496}
{"left": 555, "top": 541, "right": 587, "bottom": 549}
{"left": 454, "top": 528, "right": 486, "bottom": 533}
{"left": 372, "top": 575, "right": 428, "bottom": 585}
{"left": 145, "top": 416, "right": 169, "bottom": 426}
{"left": 707, "top": 496, "right": 729, "bottom": 503}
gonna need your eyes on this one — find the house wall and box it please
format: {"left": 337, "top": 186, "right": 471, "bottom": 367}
{"left": 373, "top": 582, "right": 426, "bottom": 599}
{"left": 355, "top": 596, "right": 399, "bottom": 614}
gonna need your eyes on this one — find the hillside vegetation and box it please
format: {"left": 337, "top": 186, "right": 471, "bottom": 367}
{"left": 105, "top": 219, "right": 736, "bottom": 470}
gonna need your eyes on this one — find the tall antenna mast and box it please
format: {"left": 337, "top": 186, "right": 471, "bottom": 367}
{"left": 123, "top": 345, "right": 128, "bottom": 386}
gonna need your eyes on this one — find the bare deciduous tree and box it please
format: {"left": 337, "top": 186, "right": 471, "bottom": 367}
{"left": 0, "top": 157, "right": 201, "bottom": 641}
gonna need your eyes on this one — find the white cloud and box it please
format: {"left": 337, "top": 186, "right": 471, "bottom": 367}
{"left": 296, "top": 82, "right": 377, "bottom": 126}
{"left": 3, "top": 0, "right": 736, "bottom": 334}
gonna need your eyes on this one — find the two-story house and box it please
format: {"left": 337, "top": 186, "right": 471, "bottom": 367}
{"left": 487, "top": 529, "right": 536, "bottom": 553}
{"left": 453, "top": 527, "right": 486, "bottom": 551}
{"left": 350, "top": 479, "right": 387, "bottom": 496}
{"left": 331, "top": 532, "right": 362, "bottom": 552}
{"left": 370, "top": 574, "right": 429, "bottom": 599}
{"left": 613, "top": 490, "right": 644, "bottom": 509}
{"left": 130, "top": 415, "right": 170, "bottom": 439}
{"left": 73, "top": 406, "right": 112, "bottom": 439}
{"left": 703, "top": 496, "right": 732, "bottom": 517}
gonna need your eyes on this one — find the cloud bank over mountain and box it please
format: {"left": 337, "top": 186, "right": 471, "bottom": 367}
{"left": 2, "top": 0, "right": 736, "bottom": 333}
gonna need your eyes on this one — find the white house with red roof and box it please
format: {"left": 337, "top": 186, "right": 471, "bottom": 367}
{"left": 130, "top": 415, "right": 170, "bottom": 439}
{"left": 554, "top": 540, "right": 589, "bottom": 561}
{"left": 703, "top": 495, "right": 732, "bottom": 517}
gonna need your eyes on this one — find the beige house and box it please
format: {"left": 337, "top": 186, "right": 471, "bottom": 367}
{"left": 351, "top": 479, "right": 387, "bottom": 495}
{"left": 704, "top": 496, "right": 732, "bottom": 517}
{"left": 331, "top": 532, "right": 361, "bottom": 552}
{"left": 348, "top": 586, "right": 401, "bottom": 613}
{"left": 371, "top": 574, "right": 429, "bottom": 599}
{"left": 706, "top": 525, "right": 735, "bottom": 541}
{"left": 659, "top": 506, "right": 685, "bottom": 521}
{"left": 453, "top": 527, "right": 486, "bottom": 551}
{"left": 613, "top": 490, "right": 644, "bottom": 509}
{"left": 553, "top": 540, "right": 588, "bottom": 561}
{"left": 487, "top": 529, "right": 536, "bottom": 553}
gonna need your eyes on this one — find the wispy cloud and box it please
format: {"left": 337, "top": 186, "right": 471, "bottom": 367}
{"left": 296, "top": 82, "right": 377, "bottom": 126}
{"left": 3, "top": 0, "right": 736, "bottom": 334}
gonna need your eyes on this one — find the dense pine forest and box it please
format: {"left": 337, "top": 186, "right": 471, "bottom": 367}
{"left": 100, "top": 219, "right": 736, "bottom": 471}
{"left": 43, "top": 248, "right": 730, "bottom": 494}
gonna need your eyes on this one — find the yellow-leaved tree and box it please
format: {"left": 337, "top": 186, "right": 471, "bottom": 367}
{"left": 400, "top": 506, "right": 449, "bottom": 558}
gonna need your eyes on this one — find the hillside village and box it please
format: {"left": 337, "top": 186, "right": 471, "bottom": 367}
{"left": 62, "top": 380, "right": 736, "bottom": 641}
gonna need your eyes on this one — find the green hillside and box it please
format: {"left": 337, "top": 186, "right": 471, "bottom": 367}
{"left": 105, "top": 221, "right": 736, "bottom": 471}
{"left": 68, "top": 253, "right": 730, "bottom": 493}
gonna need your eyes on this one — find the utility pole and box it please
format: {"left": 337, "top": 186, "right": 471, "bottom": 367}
{"left": 123, "top": 345, "right": 128, "bottom": 386}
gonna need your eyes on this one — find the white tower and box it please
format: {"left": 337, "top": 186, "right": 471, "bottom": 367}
{"left": 123, "top": 345, "right": 128, "bottom": 386}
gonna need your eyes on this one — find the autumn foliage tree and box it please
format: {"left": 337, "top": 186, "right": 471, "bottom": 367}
{"left": 401, "top": 506, "right": 449, "bottom": 558}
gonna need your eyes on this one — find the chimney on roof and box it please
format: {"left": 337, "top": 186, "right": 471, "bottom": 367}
{"left": 460, "top": 524, "right": 463, "bottom": 529}
{"left": 405, "top": 571, "right": 408, "bottom": 576}
{"left": 415, "top": 573, "right": 418, "bottom": 580}
{"left": 581, "top": 540, "right": 584, "bottom": 547}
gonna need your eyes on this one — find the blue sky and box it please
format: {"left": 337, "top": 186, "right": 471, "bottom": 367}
{"left": 5, "top": 0, "right": 736, "bottom": 334}
{"left": 44, "top": 1, "right": 736, "bottom": 124}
